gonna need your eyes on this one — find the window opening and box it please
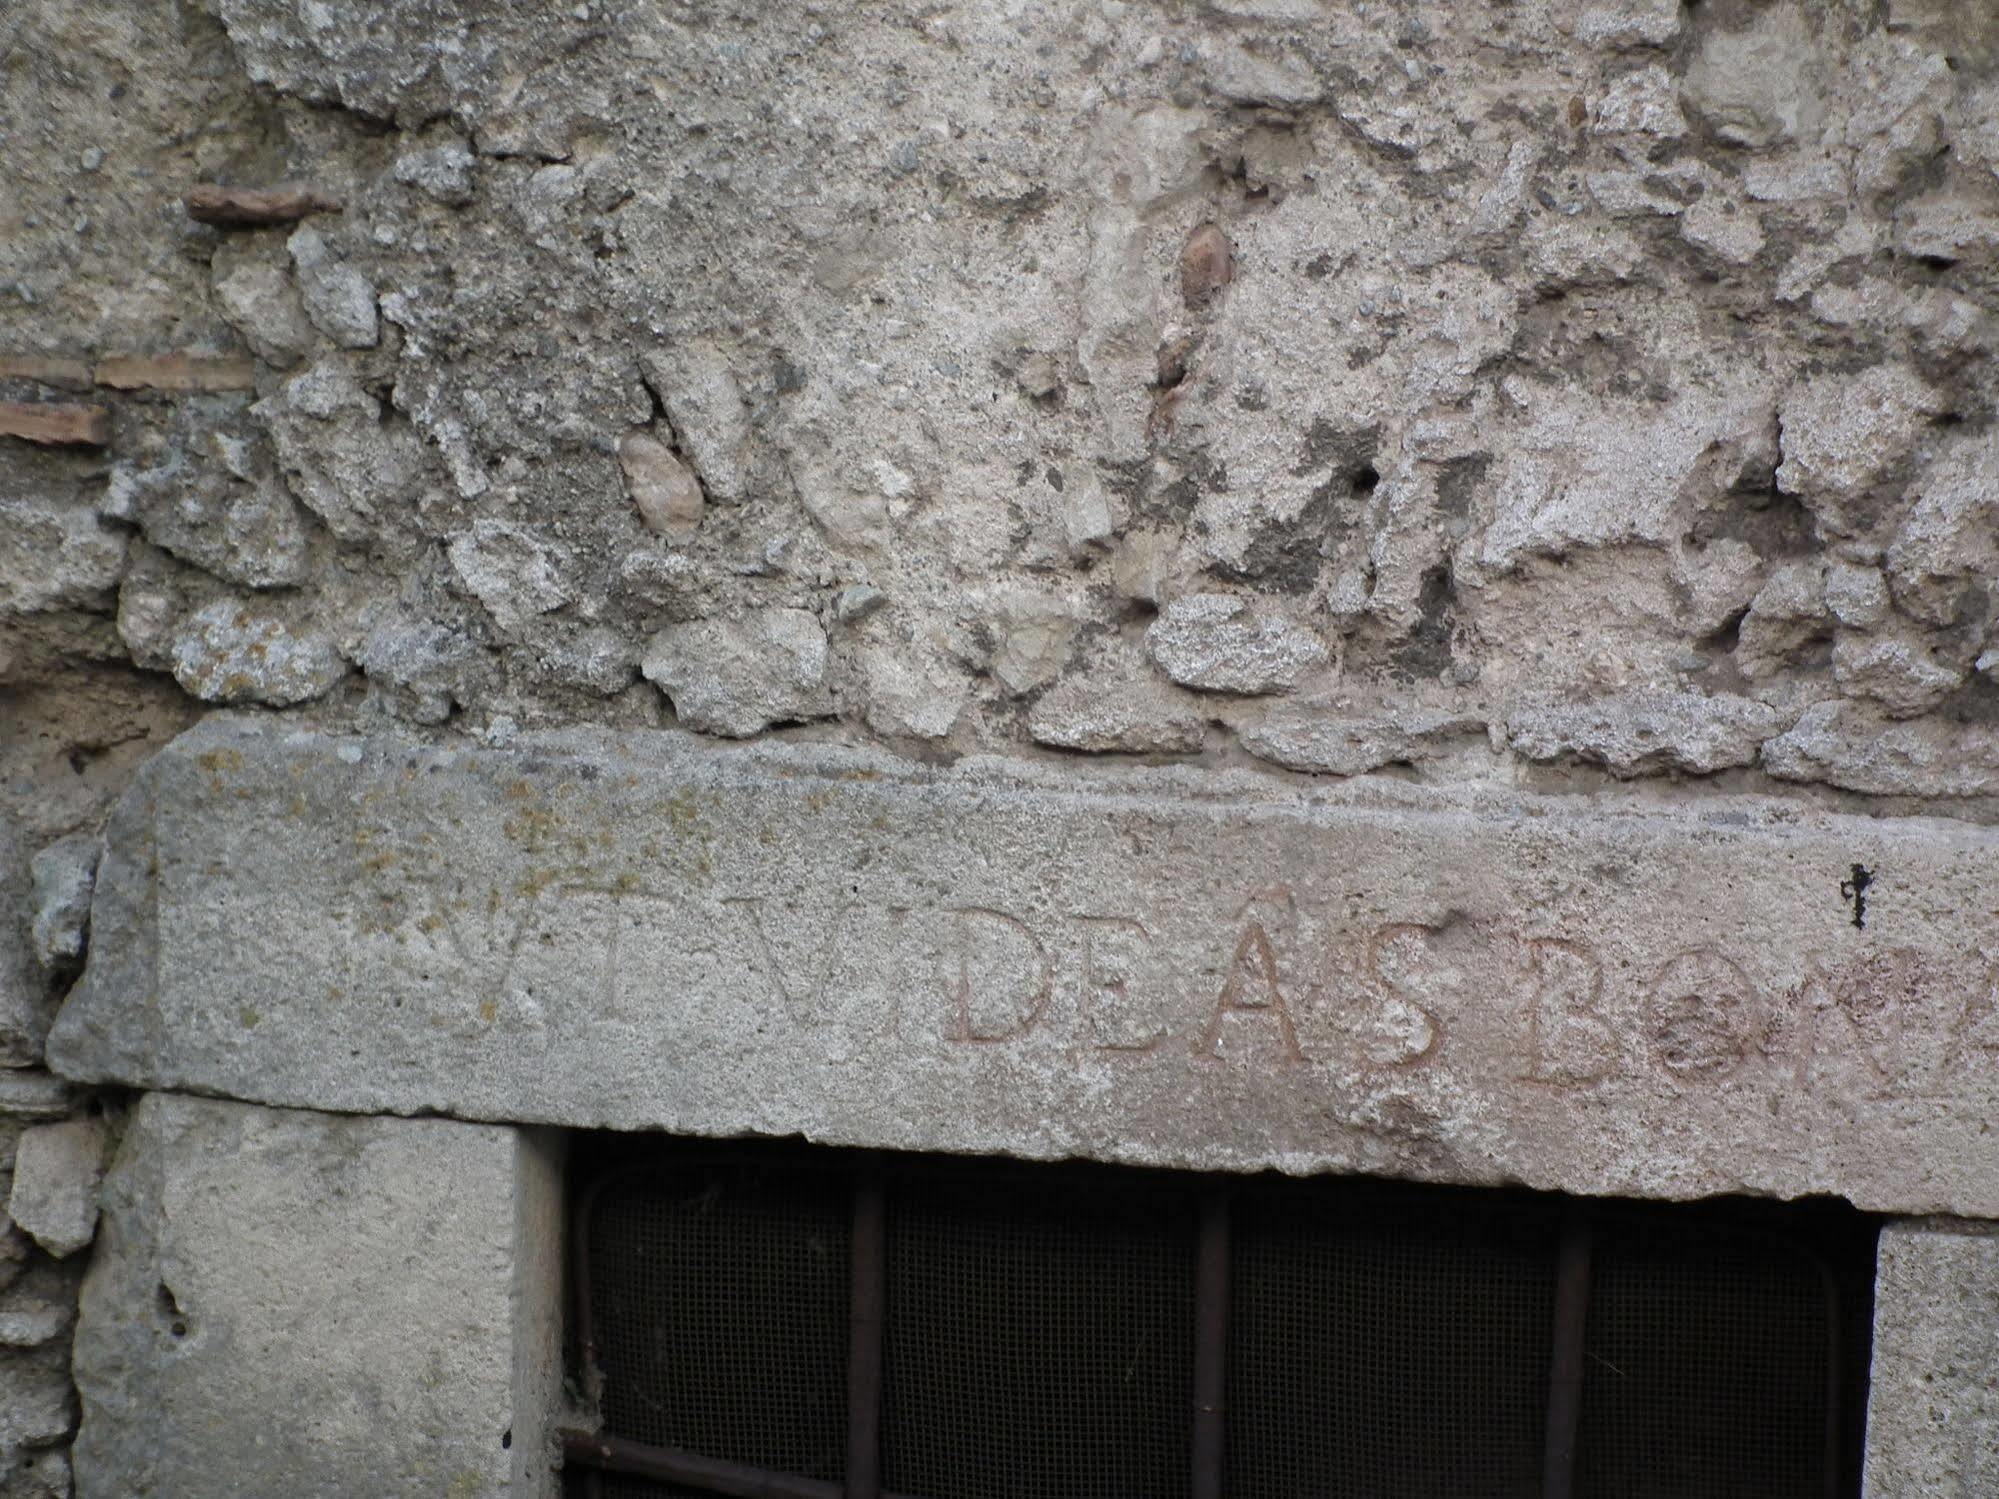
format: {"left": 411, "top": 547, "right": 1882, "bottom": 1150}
{"left": 563, "top": 1140, "right": 1876, "bottom": 1499}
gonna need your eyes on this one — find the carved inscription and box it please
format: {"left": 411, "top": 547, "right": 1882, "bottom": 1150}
{"left": 308, "top": 851, "right": 1999, "bottom": 1106}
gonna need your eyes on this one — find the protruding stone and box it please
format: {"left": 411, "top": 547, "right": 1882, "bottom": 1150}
{"left": 977, "top": 589, "right": 1080, "bottom": 697}
{"left": 1763, "top": 700, "right": 1999, "bottom": 797}
{"left": 1736, "top": 562, "right": 1830, "bottom": 679}
{"left": 102, "top": 412, "right": 312, "bottom": 591}
{"left": 1238, "top": 705, "right": 1481, "bottom": 777}
{"left": 28, "top": 836, "right": 94, "bottom": 971}
{"left": 0, "top": 1283, "right": 75, "bottom": 1350}
{"left": 1831, "top": 628, "right": 1965, "bottom": 719}
{"left": 1776, "top": 365, "right": 1940, "bottom": 535}
{"left": 1574, "top": 0, "right": 1683, "bottom": 48}
{"left": 835, "top": 585, "right": 888, "bottom": 625}
{"left": 1679, "top": 196, "right": 1765, "bottom": 265}
{"left": 1028, "top": 668, "right": 1206, "bottom": 754}
{"left": 637, "top": 345, "right": 756, "bottom": 505}
{"left": 1146, "top": 594, "right": 1329, "bottom": 695}
{"left": 0, "top": 1353, "right": 75, "bottom": 1452}
{"left": 0, "top": 1075, "right": 75, "bottom": 1123}
{"left": 1886, "top": 433, "right": 1999, "bottom": 628}
{"left": 1015, "top": 352, "right": 1063, "bottom": 401}
{"left": 287, "top": 227, "right": 378, "bottom": 349}
{"left": 1824, "top": 562, "right": 1891, "bottom": 629}
{"left": 1682, "top": 4, "right": 1823, "bottom": 148}
{"left": 619, "top": 431, "right": 705, "bottom": 538}
{"left": 448, "top": 520, "right": 570, "bottom": 633}
{"left": 8, "top": 1117, "right": 106, "bottom": 1258}
{"left": 1592, "top": 66, "right": 1686, "bottom": 138}
{"left": 213, "top": 239, "right": 315, "bottom": 368}
{"left": 169, "top": 600, "right": 348, "bottom": 707}
{"left": 392, "top": 143, "right": 477, "bottom": 206}
{"left": 1509, "top": 692, "right": 1785, "bottom": 777}
{"left": 641, "top": 608, "right": 835, "bottom": 736}
{"left": 856, "top": 640, "right": 970, "bottom": 741}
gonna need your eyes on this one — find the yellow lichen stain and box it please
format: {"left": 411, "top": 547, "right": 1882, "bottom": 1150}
{"left": 477, "top": 999, "right": 497, "bottom": 1025}
{"left": 237, "top": 1005, "right": 260, "bottom": 1029}
{"left": 659, "top": 788, "right": 704, "bottom": 831}
{"left": 502, "top": 804, "right": 560, "bottom": 846}
{"left": 194, "top": 748, "right": 244, "bottom": 781}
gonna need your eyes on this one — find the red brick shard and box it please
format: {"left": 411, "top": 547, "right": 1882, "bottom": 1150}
{"left": 0, "top": 402, "right": 111, "bottom": 447}
{"left": 93, "top": 354, "right": 257, "bottom": 392}
{"left": 1180, "top": 223, "right": 1235, "bottom": 310}
{"left": 184, "top": 184, "right": 344, "bottom": 227}
{"left": 0, "top": 356, "right": 93, "bottom": 391}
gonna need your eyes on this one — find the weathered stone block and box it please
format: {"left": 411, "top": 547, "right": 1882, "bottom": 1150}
{"left": 1864, "top": 1219, "right": 1999, "bottom": 1498}
{"left": 46, "top": 719, "right": 1999, "bottom": 1215}
{"left": 71, "top": 1093, "right": 561, "bottom": 1499}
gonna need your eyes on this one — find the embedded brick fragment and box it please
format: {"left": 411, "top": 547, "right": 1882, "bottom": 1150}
{"left": 0, "top": 357, "right": 92, "bottom": 392}
{"left": 92, "top": 355, "right": 256, "bottom": 393}
{"left": 183, "top": 183, "right": 343, "bottom": 227}
{"left": 0, "top": 402, "right": 109, "bottom": 448}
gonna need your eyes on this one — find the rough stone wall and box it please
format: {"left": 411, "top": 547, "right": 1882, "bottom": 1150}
{"left": 4, "top": 0, "right": 1999, "bottom": 1489}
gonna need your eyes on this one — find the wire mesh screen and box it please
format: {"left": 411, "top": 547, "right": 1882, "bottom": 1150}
{"left": 1226, "top": 1184, "right": 1559, "bottom": 1499}
{"left": 570, "top": 1140, "right": 1873, "bottom": 1499}
{"left": 1576, "top": 1215, "right": 1837, "bottom": 1499}
{"left": 880, "top": 1164, "right": 1198, "bottom": 1499}
{"left": 582, "top": 1161, "right": 851, "bottom": 1490}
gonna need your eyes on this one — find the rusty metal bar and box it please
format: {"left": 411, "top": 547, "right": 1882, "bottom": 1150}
{"left": 1814, "top": 1252, "right": 1843, "bottom": 1499}
{"left": 563, "top": 1429, "right": 848, "bottom": 1499}
{"left": 1191, "top": 1187, "right": 1230, "bottom": 1499}
{"left": 562, "top": 1430, "right": 924, "bottom": 1499}
{"left": 1541, "top": 1209, "right": 1593, "bottom": 1499}
{"left": 846, "top": 1170, "right": 886, "bottom": 1499}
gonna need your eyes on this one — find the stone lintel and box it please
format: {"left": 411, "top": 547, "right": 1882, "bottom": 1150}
{"left": 45, "top": 719, "right": 1999, "bottom": 1215}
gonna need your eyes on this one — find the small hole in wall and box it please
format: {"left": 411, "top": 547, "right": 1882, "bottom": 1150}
{"left": 170, "top": 1321, "right": 187, "bottom": 1339}
{"left": 502, "top": 1429, "right": 513, "bottom": 1450}
{"left": 1352, "top": 465, "right": 1380, "bottom": 495}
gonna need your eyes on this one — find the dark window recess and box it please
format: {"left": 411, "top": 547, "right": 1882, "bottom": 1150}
{"left": 563, "top": 1141, "right": 1876, "bottom": 1499}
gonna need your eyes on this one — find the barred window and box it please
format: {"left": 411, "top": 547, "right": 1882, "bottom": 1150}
{"left": 563, "top": 1140, "right": 1875, "bottom": 1499}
